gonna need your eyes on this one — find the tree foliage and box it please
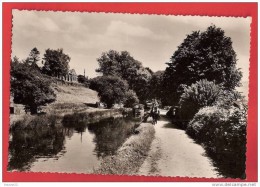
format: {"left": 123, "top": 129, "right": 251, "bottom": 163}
{"left": 89, "top": 76, "right": 131, "bottom": 108}
{"left": 27, "top": 47, "right": 41, "bottom": 71}
{"left": 42, "top": 48, "right": 70, "bottom": 77}
{"left": 11, "top": 57, "right": 56, "bottom": 114}
{"left": 28, "top": 47, "right": 40, "bottom": 63}
{"left": 147, "top": 71, "right": 164, "bottom": 100}
{"left": 96, "top": 50, "right": 152, "bottom": 103}
{"left": 162, "top": 25, "right": 242, "bottom": 105}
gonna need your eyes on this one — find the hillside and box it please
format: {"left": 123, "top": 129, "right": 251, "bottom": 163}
{"left": 44, "top": 83, "right": 101, "bottom": 114}
{"left": 52, "top": 83, "right": 99, "bottom": 104}
{"left": 10, "top": 83, "right": 117, "bottom": 124}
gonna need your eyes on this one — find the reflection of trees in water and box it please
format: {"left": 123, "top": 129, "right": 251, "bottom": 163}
{"left": 62, "top": 115, "right": 138, "bottom": 157}
{"left": 8, "top": 115, "right": 138, "bottom": 171}
{"left": 87, "top": 117, "right": 136, "bottom": 158}
{"left": 8, "top": 126, "right": 65, "bottom": 171}
{"left": 62, "top": 117, "right": 89, "bottom": 134}
{"left": 62, "top": 127, "right": 74, "bottom": 138}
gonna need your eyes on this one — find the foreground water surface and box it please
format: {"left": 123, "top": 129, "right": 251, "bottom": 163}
{"left": 8, "top": 116, "right": 139, "bottom": 173}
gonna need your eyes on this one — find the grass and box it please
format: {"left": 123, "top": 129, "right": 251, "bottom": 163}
{"left": 10, "top": 83, "right": 101, "bottom": 124}
{"left": 51, "top": 83, "right": 99, "bottom": 104}
{"left": 95, "top": 123, "right": 155, "bottom": 175}
{"left": 45, "top": 83, "right": 100, "bottom": 114}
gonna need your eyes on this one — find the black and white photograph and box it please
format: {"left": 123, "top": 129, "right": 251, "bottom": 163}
{"left": 9, "top": 10, "right": 251, "bottom": 179}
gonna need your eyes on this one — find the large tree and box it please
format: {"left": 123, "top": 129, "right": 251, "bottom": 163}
{"left": 96, "top": 50, "right": 152, "bottom": 103}
{"left": 11, "top": 57, "right": 56, "bottom": 114}
{"left": 162, "top": 25, "right": 242, "bottom": 105}
{"left": 42, "top": 48, "right": 70, "bottom": 77}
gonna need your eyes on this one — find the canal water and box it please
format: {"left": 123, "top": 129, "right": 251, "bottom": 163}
{"left": 8, "top": 116, "right": 139, "bottom": 173}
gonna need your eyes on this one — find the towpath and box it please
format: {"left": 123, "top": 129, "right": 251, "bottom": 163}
{"left": 138, "top": 110, "right": 220, "bottom": 178}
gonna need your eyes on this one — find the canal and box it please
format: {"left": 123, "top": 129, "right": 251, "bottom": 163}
{"left": 8, "top": 116, "right": 139, "bottom": 173}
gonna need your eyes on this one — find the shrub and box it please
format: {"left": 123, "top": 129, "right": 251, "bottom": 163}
{"left": 187, "top": 105, "right": 247, "bottom": 178}
{"left": 186, "top": 106, "right": 228, "bottom": 139}
{"left": 124, "top": 90, "right": 139, "bottom": 108}
{"left": 215, "top": 89, "right": 244, "bottom": 109}
{"left": 178, "top": 79, "right": 223, "bottom": 128}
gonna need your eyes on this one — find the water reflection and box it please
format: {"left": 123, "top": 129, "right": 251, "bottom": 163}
{"left": 8, "top": 125, "right": 65, "bottom": 171}
{"left": 88, "top": 117, "right": 138, "bottom": 157}
{"left": 8, "top": 115, "right": 139, "bottom": 173}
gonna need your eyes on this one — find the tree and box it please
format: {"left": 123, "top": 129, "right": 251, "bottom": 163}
{"left": 96, "top": 50, "right": 152, "bottom": 103}
{"left": 11, "top": 57, "right": 56, "bottom": 114}
{"left": 147, "top": 71, "right": 164, "bottom": 101}
{"left": 28, "top": 47, "right": 40, "bottom": 66}
{"left": 42, "top": 48, "right": 70, "bottom": 77}
{"left": 162, "top": 25, "right": 242, "bottom": 105}
{"left": 89, "top": 76, "right": 131, "bottom": 108}
{"left": 20, "top": 48, "right": 41, "bottom": 71}
{"left": 96, "top": 50, "right": 121, "bottom": 76}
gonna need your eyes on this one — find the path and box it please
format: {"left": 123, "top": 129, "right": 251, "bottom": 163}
{"left": 138, "top": 110, "right": 220, "bottom": 178}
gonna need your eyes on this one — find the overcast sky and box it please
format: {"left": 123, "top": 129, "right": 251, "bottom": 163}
{"left": 12, "top": 10, "right": 251, "bottom": 84}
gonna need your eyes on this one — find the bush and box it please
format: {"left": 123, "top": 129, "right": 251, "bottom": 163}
{"left": 178, "top": 79, "right": 223, "bottom": 128}
{"left": 186, "top": 106, "right": 228, "bottom": 139}
{"left": 124, "top": 90, "right": 139, "bottom": 108}
{"left": 187, "top": 105, "right": 247, "bottom": 178}
{"left": 215, "top": 89, "right": 244, "bottom": 109}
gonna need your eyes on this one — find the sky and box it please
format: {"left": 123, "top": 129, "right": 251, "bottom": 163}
{"left": 12, "top": 10, "right": 251, "bottom": 85}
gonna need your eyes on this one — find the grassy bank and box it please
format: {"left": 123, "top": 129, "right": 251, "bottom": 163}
{"left": 10, "top": 83, "right": 101, "bottom": 124}
{"left": 51, "top": 83, "right": 99, "bottom": 104}
{"left": 95, "top": 123, "right": 155, "bottom": 175}
{"left": 45, "top": 83, "right": 100, "bottom": 114}
{"left": 10, "top": 108, "right": 131, "bottom": 130}
{"left": 62, "top": 108, "right": 131, "bottom": 127}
